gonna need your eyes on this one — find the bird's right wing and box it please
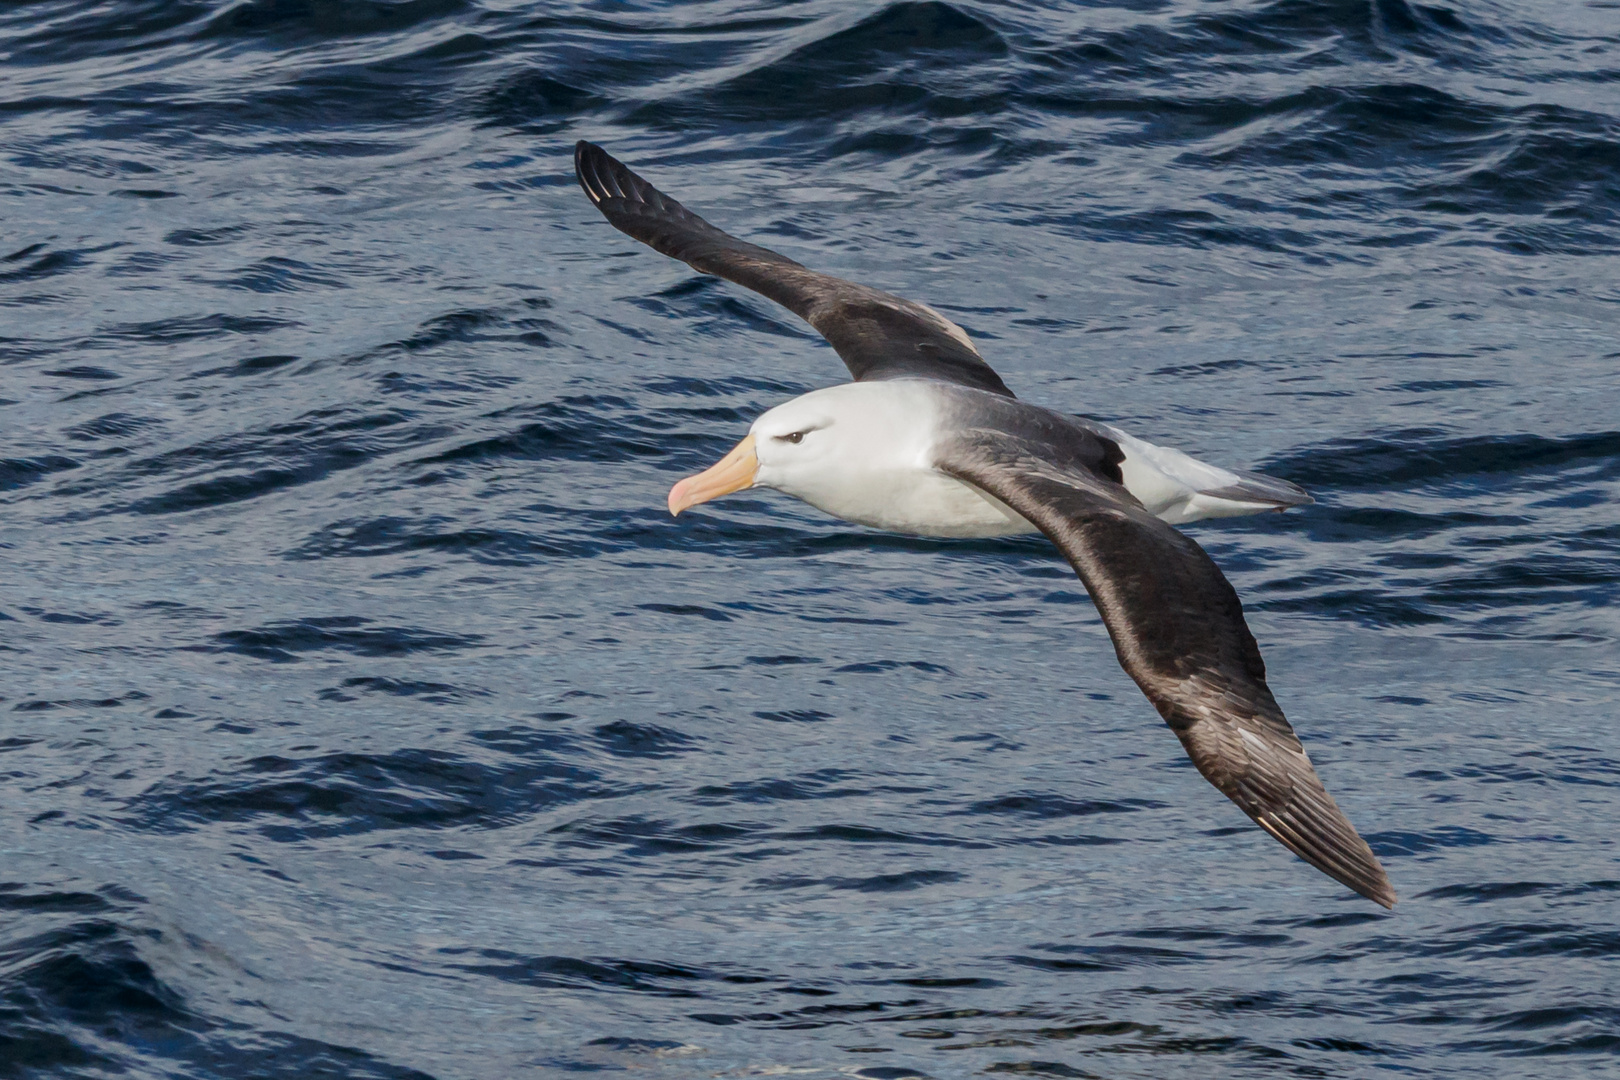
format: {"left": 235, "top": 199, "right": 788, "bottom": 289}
{"left": 936, "top": 428, "right": 1395, "bottom": 907}
{"left": 575, "top": 141, "right": 1014, "bottom": 398}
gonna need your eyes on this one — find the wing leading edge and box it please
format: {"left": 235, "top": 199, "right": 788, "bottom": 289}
{"left": 575, "top": 141, "right": 1014, "bottom": 397}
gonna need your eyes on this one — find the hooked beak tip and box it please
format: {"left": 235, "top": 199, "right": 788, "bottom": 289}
{"left": 667, "top": 434, "right": 757, "bottom": 518}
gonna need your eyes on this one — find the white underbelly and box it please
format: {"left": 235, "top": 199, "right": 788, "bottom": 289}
{"left": 797, "top": 468, "right": 1039, "bottom": 538}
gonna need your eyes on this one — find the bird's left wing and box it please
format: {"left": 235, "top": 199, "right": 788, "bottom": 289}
{"left": 575, "top": 141, "right": 1014, "bottom": 397}
{"left": 936, "top": 429, "right": 1395, "bottom": 907}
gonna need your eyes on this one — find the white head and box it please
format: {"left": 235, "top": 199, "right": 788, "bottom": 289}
{"left": 667, "top": 382, "right": 937, "bottom": 516}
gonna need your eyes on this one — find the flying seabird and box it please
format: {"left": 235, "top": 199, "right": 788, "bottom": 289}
{"left": 574, "top": 141, "right": 1396, "bottom": 909}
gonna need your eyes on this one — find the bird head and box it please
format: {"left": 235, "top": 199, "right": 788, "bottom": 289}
{"left": 668, "top": 383, "right": 922, "bottom": 516}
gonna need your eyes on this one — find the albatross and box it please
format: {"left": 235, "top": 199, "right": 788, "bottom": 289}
{"left": 574, "top": 141, "right": 1396, "bottom": 908}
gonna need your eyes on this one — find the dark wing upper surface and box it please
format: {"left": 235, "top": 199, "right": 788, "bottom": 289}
{"left": 575, "top": 141, "right": 1014, "bottom": 398}
{"left": 937, "top": 427, "right": 1395, "bottom": 907}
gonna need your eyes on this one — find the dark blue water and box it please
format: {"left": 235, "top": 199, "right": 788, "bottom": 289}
{"left": 4, "top": 1, "right": 1619, "bottom": 1076}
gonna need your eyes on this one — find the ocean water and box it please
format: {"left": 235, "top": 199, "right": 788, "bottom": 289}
{"left": 3, "top": 1, "right": 1619, "bottom": 1076}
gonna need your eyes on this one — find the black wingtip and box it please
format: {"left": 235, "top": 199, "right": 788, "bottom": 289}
{"left": 574, "top": 139, "right": 663, "bottom": 213}
{"left": 1257, "top": 810, "right": 1397, "bottom": 909}
{"left": 1364, "top": 869, "right": 1397, "bottom": 909}
{"left": 574, "top": 140, "right": 609, "bottom": 205}
{"left": 1351, "top": 863, "right": 1397, "bottom": 909}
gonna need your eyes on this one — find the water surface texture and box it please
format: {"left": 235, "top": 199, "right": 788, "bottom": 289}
{"left": 4, "top": 1, "right": 1620, "bottom": 1076}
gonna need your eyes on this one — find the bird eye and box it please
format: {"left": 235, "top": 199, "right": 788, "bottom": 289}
{"left": 775, "top": 431, "right": 806, "bottom": 445}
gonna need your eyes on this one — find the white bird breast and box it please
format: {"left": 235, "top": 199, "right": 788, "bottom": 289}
{"left": 797, "top": 466, "right": 1039, "bottom": 538}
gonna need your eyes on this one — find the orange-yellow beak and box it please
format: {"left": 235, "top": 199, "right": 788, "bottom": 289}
{"left": 668, "top": 434, "right": 758, "bottom": 516}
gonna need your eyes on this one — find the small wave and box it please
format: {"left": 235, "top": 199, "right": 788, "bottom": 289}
{"left": 2, "top": 1, "right": 211, "bottom": 65}
{"left": 0, "top": 904, "right": 434, "bottom": 1079}
{"left": 480, "top": 72, "right": 601, "bottom": 133}
{"left": 444, "top": 948, "right": 715, "bottom": 997}
{"left": 197, "top": 616, "right": 482, "bottom": 663}
{"left": 36, "top": 404, "right": 452, "bottom": 520}
{"left": 412, "top": 395, "right": 715, "bottom": 470}
{"left": 1269, "top": 429, "right": 1620, "bottom": 491}
{"left": 123, "top": 739, "right": 616, "bottom": 839}
{"left": 316, "top": 675, "right": 489, "bottom": 704}
{"left": 281, "top": 508, "right": 675, "bottom": 564}
{"left": 1419, "top": 880, "right": 1620, "bottom": 904}
{"left": 204, "top": 255, "right": 348, "bottom": 294}
{"left": 0, "top": 242, "right": 85, "bottom": 284}
{"left": 777, "top": 823, "right": 992, "bottom": 849}
{"left": 684, "top": 768, "right": 917, "bottom": 805}
{"left": 750, "top": 869, "right": 963, "bottom": 893}
{"left": 100, "top": 313, "right": 297, "bottom": 345}
{"left": 200, "top": 0, "right": 472, "bottom": 43}
{"left": 653, "top": 2, "right": 1007, "bottom": 130}
{"left": 962, "top": 793, "right": 1163, "bottom": 819}
{"left": 590, "top": 719, "right": 698, "bottom": 759}
{"left": 0, "top": 455, "right": 79, "bottom": 493}
{"left": 13, "top": 690, "right": 148, "bottom": 713}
